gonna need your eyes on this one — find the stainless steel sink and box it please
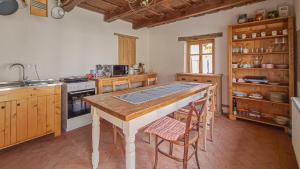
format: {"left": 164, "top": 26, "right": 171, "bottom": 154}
{"left": 0, "top": 81, "right": 25, "bottom": 88}
{"left": 0, "top": 79, "right": 58, "bottom": 89}
{"left": 25, "top": 79, "right": 56, "bottom": 86}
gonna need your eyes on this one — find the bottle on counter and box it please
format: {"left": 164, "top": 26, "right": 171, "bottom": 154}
{"left": 233, "top": 98, "right": 237, "bottom": 116}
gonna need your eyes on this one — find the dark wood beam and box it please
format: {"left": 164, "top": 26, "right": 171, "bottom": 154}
{"left": 133, "top": 0, "right": 266, "bottom": 29}
{"left": 178, "top": 32, "right": 223, "bottom": 41}
{"left": 104, "top": 0, "right": 169, "bottom": 22}
{"left": 78, "top": 2, "right": 105, "bottom": 14}
{"left": 101, "top": 0, "right": 123, "bottom": 8}
{"left": 62, "top": 0, "right": 87, "bottom": 12}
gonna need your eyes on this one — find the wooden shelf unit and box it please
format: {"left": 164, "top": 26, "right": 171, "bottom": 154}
{"left": 228, "top": 17, "right": 294, "bottom": 131}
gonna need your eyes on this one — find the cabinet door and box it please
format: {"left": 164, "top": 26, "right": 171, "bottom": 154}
{"left": 0, "top": 102, "right": 6, "bottom": 148}
{"left": 28, "top": 97, "right": 38, "bottom": 138}
{"left": 37, "top": 96, "right": 47, "bottom": 135}
{"left": 46, "top": 95, "right": 55, "bottom": 133}
{"left": 16, "top": 99, "right": 28, "bottom": 142}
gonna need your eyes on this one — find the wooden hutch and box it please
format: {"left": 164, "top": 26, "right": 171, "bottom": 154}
{"left": 228, "top": 17, "right": 294, "bottom": 131}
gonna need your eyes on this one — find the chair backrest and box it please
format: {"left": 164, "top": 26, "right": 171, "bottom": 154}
{"left": 183, "top": 93, "right": 208, "bottom": 142}
{"left": 112, "top": 80, "right": 132, "bottom": 92}
{"left": 147, "top": 77, "right": 157, "bottom": 86}
{"left": 207, "top": 84, "right": 217, "bottom": 113}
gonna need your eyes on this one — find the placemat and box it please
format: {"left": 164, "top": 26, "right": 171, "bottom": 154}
{"left": 115, "top": 83, "right": 199, "bottom": 104}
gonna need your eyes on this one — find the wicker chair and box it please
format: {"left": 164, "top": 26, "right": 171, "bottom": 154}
{"left": 112, "top": 80, "right": 132, "bottom": 144}
{"left": 145, "top": 96, "right": 208, "bottom": 169}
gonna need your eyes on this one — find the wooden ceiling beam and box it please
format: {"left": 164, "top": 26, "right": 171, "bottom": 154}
{"left": 101, "top": 0, "right": 124, "bottom": 8}
{"left": 133, "top": 0, "right": 266, "bottom": 29}
{"left": 78, "top": 2, "right": 106, "bottom": 13}
{"left": 104, "top": 0, "right": 169, "bottom": 22}
{"left": 62, "top": 0, "right": 87, "bottom": 12}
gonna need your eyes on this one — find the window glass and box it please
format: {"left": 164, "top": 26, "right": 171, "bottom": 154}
{"left": 202, "top": 43, "right": 213, "bottom": 54}
{"left": 190, "top": 45, "right": 199, "bottom": 55}
{"left": 191, "top": 55, "right": 199, "bottom": 73}
{"left": 202, "top": 55, "right": 213, "bottom": 74}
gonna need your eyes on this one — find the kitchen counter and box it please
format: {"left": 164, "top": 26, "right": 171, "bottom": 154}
{"left": 292, "top": 97, "right": 300, "bottom": 165}
{"left": 292, "top": 97, "right": 300, "bottom": 112}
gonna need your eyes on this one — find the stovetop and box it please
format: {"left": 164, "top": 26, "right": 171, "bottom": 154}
{"left": 60, "top": 76, "right": 89, "bottom": 83}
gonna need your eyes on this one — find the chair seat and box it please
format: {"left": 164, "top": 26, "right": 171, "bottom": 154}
{"left": 144, "top": 116, "right": 186, "bottom": 141}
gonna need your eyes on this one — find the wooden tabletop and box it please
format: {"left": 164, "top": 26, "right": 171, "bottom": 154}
{"left": 83, "top": 82, "right": 210, "bottom": 121}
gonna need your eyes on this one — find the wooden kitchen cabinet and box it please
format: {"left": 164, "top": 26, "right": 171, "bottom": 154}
{"left": 0, "top": 85, "right": 61, "bottom": 149}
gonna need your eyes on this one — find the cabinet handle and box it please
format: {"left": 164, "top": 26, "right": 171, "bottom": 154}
{"left": 1, "top": 106, "right": 5, "bottom": 109}
{"left": 182, "top": 78, "right": 186, "bottom": 80}
{"left": 17, "top": 103, "right": 20, "bottom": 106}
{"left": 193, "top": 79, "right": 198, "bottom": 81}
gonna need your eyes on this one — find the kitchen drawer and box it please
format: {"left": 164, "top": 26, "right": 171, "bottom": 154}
{"left": 177, "top": 76, "right": 191, "bottom": 81}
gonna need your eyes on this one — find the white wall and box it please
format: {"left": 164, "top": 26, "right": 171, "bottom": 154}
{"left": 295, "top": 0, "right": 300, "bottom": 30}
{"left": 295, "top": 0, "right": 300, "bottom": 97}
{"left": 148, "top": 0, "right": 294, "bottom": 107}
{"left": 0, "top": 2, "right": 149, "bottom": 81}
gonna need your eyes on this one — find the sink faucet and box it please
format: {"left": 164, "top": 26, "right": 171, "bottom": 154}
{"left": 9, "top": 63, "right": 27, "bottom": 81}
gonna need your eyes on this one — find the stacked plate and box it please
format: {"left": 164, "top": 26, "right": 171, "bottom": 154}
{"left": 268, "top": 92, "right": 288, "bottom": 103}
{"left": 274, "top": 116, "right": 289, "bottom": 125}
{"left": 233, "top": 91, "right": 247, "bottom": 97}
{"left": 249, "top": 93, "right": 263, "bottom": 100}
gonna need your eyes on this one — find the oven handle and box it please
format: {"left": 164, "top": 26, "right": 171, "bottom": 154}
{"left": 68, "top": 89, "right": 95, "bottom": 95}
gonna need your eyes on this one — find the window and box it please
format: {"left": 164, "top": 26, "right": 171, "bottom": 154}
{"left": 187, "top": 39, "right": 215, "bottom": 74}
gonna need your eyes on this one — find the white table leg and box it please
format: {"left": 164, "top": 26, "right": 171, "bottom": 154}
{"left": 123, "top": 124, "right": 137, "bottom": 169}
{"left": 91, "top": 107, "right": 100, "bottom": 169}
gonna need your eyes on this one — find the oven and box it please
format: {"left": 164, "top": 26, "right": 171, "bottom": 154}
{"left": 68, "top": 88, "right": 95, "bottom": 119}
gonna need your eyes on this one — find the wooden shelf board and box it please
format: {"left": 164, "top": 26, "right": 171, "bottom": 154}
{"left": 232, "top": 68, "right": 289, "bottom": 71}
{"left": 235, "top": 115, "right": 288, "bottom": 131}
{"left": 232, "top": 52, "right": 289, "bottom": 55}
{"left": 231, "top": 17, "right": 289, "bottom": 28}
{"left": 233, "top": 96, "right": 289, "bottom": 106}
{"left": 233, "top": 35, "right": 288, "bottom": 42}
{"left": 233, "top": 82, "right": 289, "bottom": 88}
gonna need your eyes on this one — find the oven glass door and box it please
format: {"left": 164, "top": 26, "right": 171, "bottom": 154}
{"left": 68, "top": 89, "right": 95, "bottom": 119}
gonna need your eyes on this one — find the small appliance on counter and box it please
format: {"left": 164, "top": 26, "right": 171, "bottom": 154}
{"left": 96, "top": 65, "right": 129, "bottom": 77}
{"left": 60, "top": 76, "right": 96, "bottom": 132}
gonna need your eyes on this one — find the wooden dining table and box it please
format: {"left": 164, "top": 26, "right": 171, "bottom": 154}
{"left": 83, "top": 82, "right": 210, "bottom": 169}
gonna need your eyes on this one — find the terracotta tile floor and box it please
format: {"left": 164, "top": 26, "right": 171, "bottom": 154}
{"left": 0, "top": 116, "right": 298, "bottom": 169}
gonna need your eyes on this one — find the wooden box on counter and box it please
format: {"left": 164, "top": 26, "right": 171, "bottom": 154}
{"left": 176, "top": 73, "right": 223, "bottom": 115}
{"left": 97, "top": 73, "right": 157, "bottom": 94}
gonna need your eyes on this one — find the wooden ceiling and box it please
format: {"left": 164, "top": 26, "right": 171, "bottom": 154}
{"left": 61, "top": 0, "right": 265, "bottom": 29}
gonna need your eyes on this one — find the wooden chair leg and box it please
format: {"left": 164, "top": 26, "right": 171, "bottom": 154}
{"left": 195, "top": 141, "right": 201, "bottom": 169}
{"left": 183, "top": 139, "right": 189, "bottom": 169}
{"left": 148, "top": 133, "right": 152, "bottom": 144}
{"left": 202, "top": 122, "right": 207, "bottom": 152}
{"left": 154, "top": 136, "right": 159, "bottom": 169}
{"left": 169, "top": 142, "right": 173, "bottom": 155}
{"left": 113, "top": 125, "right": 117, "bottom": 144}
{"left": 210, "top": 117, "right": 214, "bottom": 142}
